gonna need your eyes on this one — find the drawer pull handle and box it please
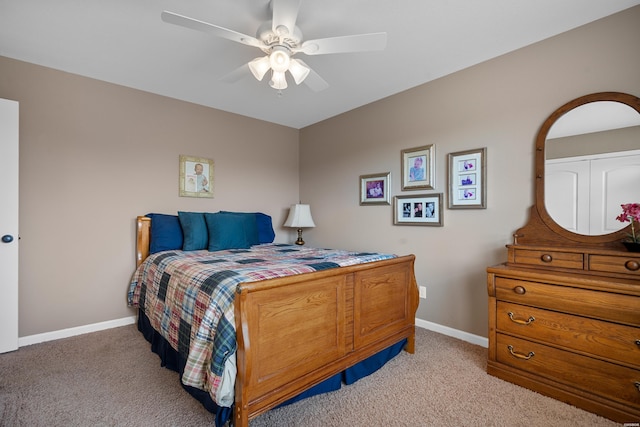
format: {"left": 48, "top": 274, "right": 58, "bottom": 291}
{"left": 508, "top": 312, "right": 535, "bottom": 325}
{"left": 513, "top": 286, "right": 526, "bottom": 295}
{"left": 507, "top": 345, "right": 535, "bottom": 360}
{"left": 636, "top": 339, "right": 640, "bottom": 347}
{"left": 625, "top": 260, "right": 640, "bottom": 271}
{"left": 635, "top": 382, "right": 640, "bottom": 393}
{"left": 541, "top": 254, "right": 553, "bottom": 263}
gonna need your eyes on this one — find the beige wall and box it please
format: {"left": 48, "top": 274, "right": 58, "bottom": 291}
{"left": 298, "top": 6, "right": 640, "bottom": 338}
{"left": 1, "top": 6, "right": 639, "bottom": 340}
{"left": 0, "top": 56, "right": 300, "bottom": 336}
{"left": 547, "top": 126, "right": 640, "bottom": 159}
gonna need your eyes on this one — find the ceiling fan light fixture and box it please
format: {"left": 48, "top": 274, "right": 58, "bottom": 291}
{"left": 269, "top": 70, "right": 288, "bottom": 90}
{"left": 288, "top": 58, "right": 310, "bottom": 85}
{"left": 162, "top": 3, "right": 389, "bottom": 94}
{"left": 269, "top": 46, "right": 291, "bottom": 73}
{"left": 248, "top": 56, "right": 271, "bottom": 81}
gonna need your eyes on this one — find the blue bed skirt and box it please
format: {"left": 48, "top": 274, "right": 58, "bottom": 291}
{"left": 137, "top": 309, "right": 406, "bottom": 426}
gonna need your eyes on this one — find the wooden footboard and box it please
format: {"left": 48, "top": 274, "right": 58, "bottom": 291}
{"left": 233, "top": 255, "right": 417, "bottom": 426}
{"left": 134, "top": 216, "right": 418, "bottom": 426}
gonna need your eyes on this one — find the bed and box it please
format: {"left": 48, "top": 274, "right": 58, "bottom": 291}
{"left": 128, "top": 212, "right": 418, "bottom": 427}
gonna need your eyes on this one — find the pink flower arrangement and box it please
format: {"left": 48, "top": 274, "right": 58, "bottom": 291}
{"left": 616, "top": 203, "right": 640, "bottom": 243}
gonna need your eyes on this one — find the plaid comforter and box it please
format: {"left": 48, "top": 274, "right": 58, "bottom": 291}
{"left": 127, "top": 243, "right": 395, "bottom": 407}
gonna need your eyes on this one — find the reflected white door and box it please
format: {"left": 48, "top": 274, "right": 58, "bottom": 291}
{"left": 591, "top": 153, "right": 640, "bottom": 235}
{"left": 0, "top": 98, "right": 19, "bottom": 353}
{"left": 546, "top": 160, "right": 590, "bottom": 234}
{"left": 546, "top": 151, "right": 640, "bottom": 235}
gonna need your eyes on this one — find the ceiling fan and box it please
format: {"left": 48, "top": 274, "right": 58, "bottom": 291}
{"left": 161, "top": 0, "right": 387, "bottom": 92}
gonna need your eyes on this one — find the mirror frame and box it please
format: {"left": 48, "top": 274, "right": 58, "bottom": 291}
{"left": 530, "top": 91, "right": 640, "bottom": 247}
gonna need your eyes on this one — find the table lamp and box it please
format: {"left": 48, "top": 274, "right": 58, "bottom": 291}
{"left": 284, "top": 204, "right": 315, "bottom": 245}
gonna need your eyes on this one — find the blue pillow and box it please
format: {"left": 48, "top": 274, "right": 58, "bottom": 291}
{"left": 255, "top": 213, "right": 275, "bottom": 244}
{"left": 220, "top": 211, "right": 275, "bottom": 244}
{"left": 146, "top": 213, "right": 183, "bottom": 254}
{"left": 178, "top": 211, "right": 208, "bottom": 251}
{"left": 205, "top": 212, "right": 258, "bottom": 251}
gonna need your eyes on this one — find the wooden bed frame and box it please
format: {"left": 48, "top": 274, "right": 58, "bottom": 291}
{"left": 135, "top": 216, "right": 419, "bottom": 426}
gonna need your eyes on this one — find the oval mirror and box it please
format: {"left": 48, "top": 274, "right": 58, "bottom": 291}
{"left": 535, "top": 92, "right": 640, "bottom": 244}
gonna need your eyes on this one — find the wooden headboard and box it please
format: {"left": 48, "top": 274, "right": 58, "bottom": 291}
{"left": 136, "top": 215, "right": 151, "bottom": 267}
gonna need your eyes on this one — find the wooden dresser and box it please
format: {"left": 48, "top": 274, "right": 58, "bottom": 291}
{"left": 487, "top": 245, "right": 640, "bottom": 422}
{"left": 487, "top": 92, "right": 640, "bottom": 424}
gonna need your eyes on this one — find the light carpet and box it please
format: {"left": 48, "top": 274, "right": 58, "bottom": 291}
{"left": 0, "top": 325, "right": 619, "bottom": 426}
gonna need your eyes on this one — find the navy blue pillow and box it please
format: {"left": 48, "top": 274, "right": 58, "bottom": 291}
{"left": 220, "top": 211, "right": 275, "bottom": 244}
{"left": 205, "top": 212, "right": 258, "bottom": 251}
{"left": 146, "top": 213, "right": 183, "bottom": 254}
{"left": 255, "top": 213, "right": 275, "bottom": 244}
{"left": 178, "top": 211, "right": 208, "bottom": 251}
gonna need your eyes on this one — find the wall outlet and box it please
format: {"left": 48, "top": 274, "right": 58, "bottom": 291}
{"left": 419, "top": 286, "right": 427, "bottom": 299}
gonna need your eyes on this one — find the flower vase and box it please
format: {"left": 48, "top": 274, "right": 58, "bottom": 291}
{"left": 622, "top": 241, "right": 640, "bottom": 252}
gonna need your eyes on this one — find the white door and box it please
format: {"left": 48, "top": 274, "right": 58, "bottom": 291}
{"left": 546, "top": 160, "right": 590, "bottom": 234}
{"left": 546, "top": 150, "right": 640, "bottom": 235}
{"left": 0, "top": 98, "right": 19, "bottom": 353}
{"left": 590, "top": 153, "right": 640, "bottom": 235}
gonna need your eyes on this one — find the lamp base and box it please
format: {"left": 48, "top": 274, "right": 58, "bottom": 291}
{"left": 295, "top": 228, "right": 305, "bottom": 245}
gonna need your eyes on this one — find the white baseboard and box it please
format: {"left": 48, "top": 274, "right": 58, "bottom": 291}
{"left": 17, "top": 315, "right": 488, "bottom": 349}
{"left": 18, "top": 316, "right": 137, "bottom": 347}
{"left": 416, "top": 318, "right": 488, "bottom": 348}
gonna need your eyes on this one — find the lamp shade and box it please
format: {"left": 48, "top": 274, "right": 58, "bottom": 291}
{"left": 269, "top": 46, "right": 291, "bottom": 73}
{"left": 269, "top": 70, "right": 288, "bottom": 90}
{"left": 248, "top": 56, "right": 271, "bottom": 81}
{"left": 284, "top": 204, "right": 315, "bottom": 228}
{"left": 288, "top": 58, "right": 310, "bottom": 85}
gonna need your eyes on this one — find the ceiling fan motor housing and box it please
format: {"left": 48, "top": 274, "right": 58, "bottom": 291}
{"left": 256, "top": 21, "right": 303, "bottom": 52}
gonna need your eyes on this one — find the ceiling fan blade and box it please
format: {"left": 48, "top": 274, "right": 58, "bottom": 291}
{"left": 161, "top": 11, "right": 265, "bottom": 49}
{"left": 271, "top": 0, "right": 301, "bottom": 37}
{"left": 297, "top": 32, "right": 387, "bottom": 55}
{"left": 219, "top": 64, "right": 251, "bottom": 83}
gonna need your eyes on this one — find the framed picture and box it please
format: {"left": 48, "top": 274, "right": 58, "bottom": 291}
{"left": 401, "top": 144, "right": 435, "bottom": 190}
{"left": 179, "top": 155, "right": 214, "bottom": 198}
{"left": 360, "top": 172, "right": 391, "bottom": 205}
{"left": 393, "top": 193, "right": 443, "bottom": 226}
{"left": 447, "top": 147, "right": 486, "bottom": 209}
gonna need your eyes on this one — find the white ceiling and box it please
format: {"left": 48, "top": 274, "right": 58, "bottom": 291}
{"left": 1, "top": 0, "right": 638, "bottom": 129}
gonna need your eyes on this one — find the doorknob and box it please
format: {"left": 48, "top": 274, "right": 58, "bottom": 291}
{"left": 2, "top": 235, "right": 14, "bottom": 243}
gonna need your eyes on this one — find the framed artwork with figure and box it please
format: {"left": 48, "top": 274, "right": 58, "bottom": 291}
{"left": 401, "top": 144, "right": 435, "bottom": 191}
{"left": 360, "top": 172, "right": 391, "bottom": 205}
{"left": 447, "top": 148, "right": 486, "bottom": 209}
{"left": 179, "top": 155, "right": 214, "bottom": 198}
{"left": 393, "top": 193, "right": 443, "bottom": 226}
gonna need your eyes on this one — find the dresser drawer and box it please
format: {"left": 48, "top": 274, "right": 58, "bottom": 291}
{"left": 590, "top": 254, "right": 640, "bottom": 277}
{"left": 496, "top": 334, "right": 640, "bottom": 408}
{"left": 496, "top": 301, "right": 640, "bottom": 367}
{"left": 512, "top": 248, "right": 584, "bottom": 270}
{"left": 494, "top": 277, "right": 639, "bottom": 325}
